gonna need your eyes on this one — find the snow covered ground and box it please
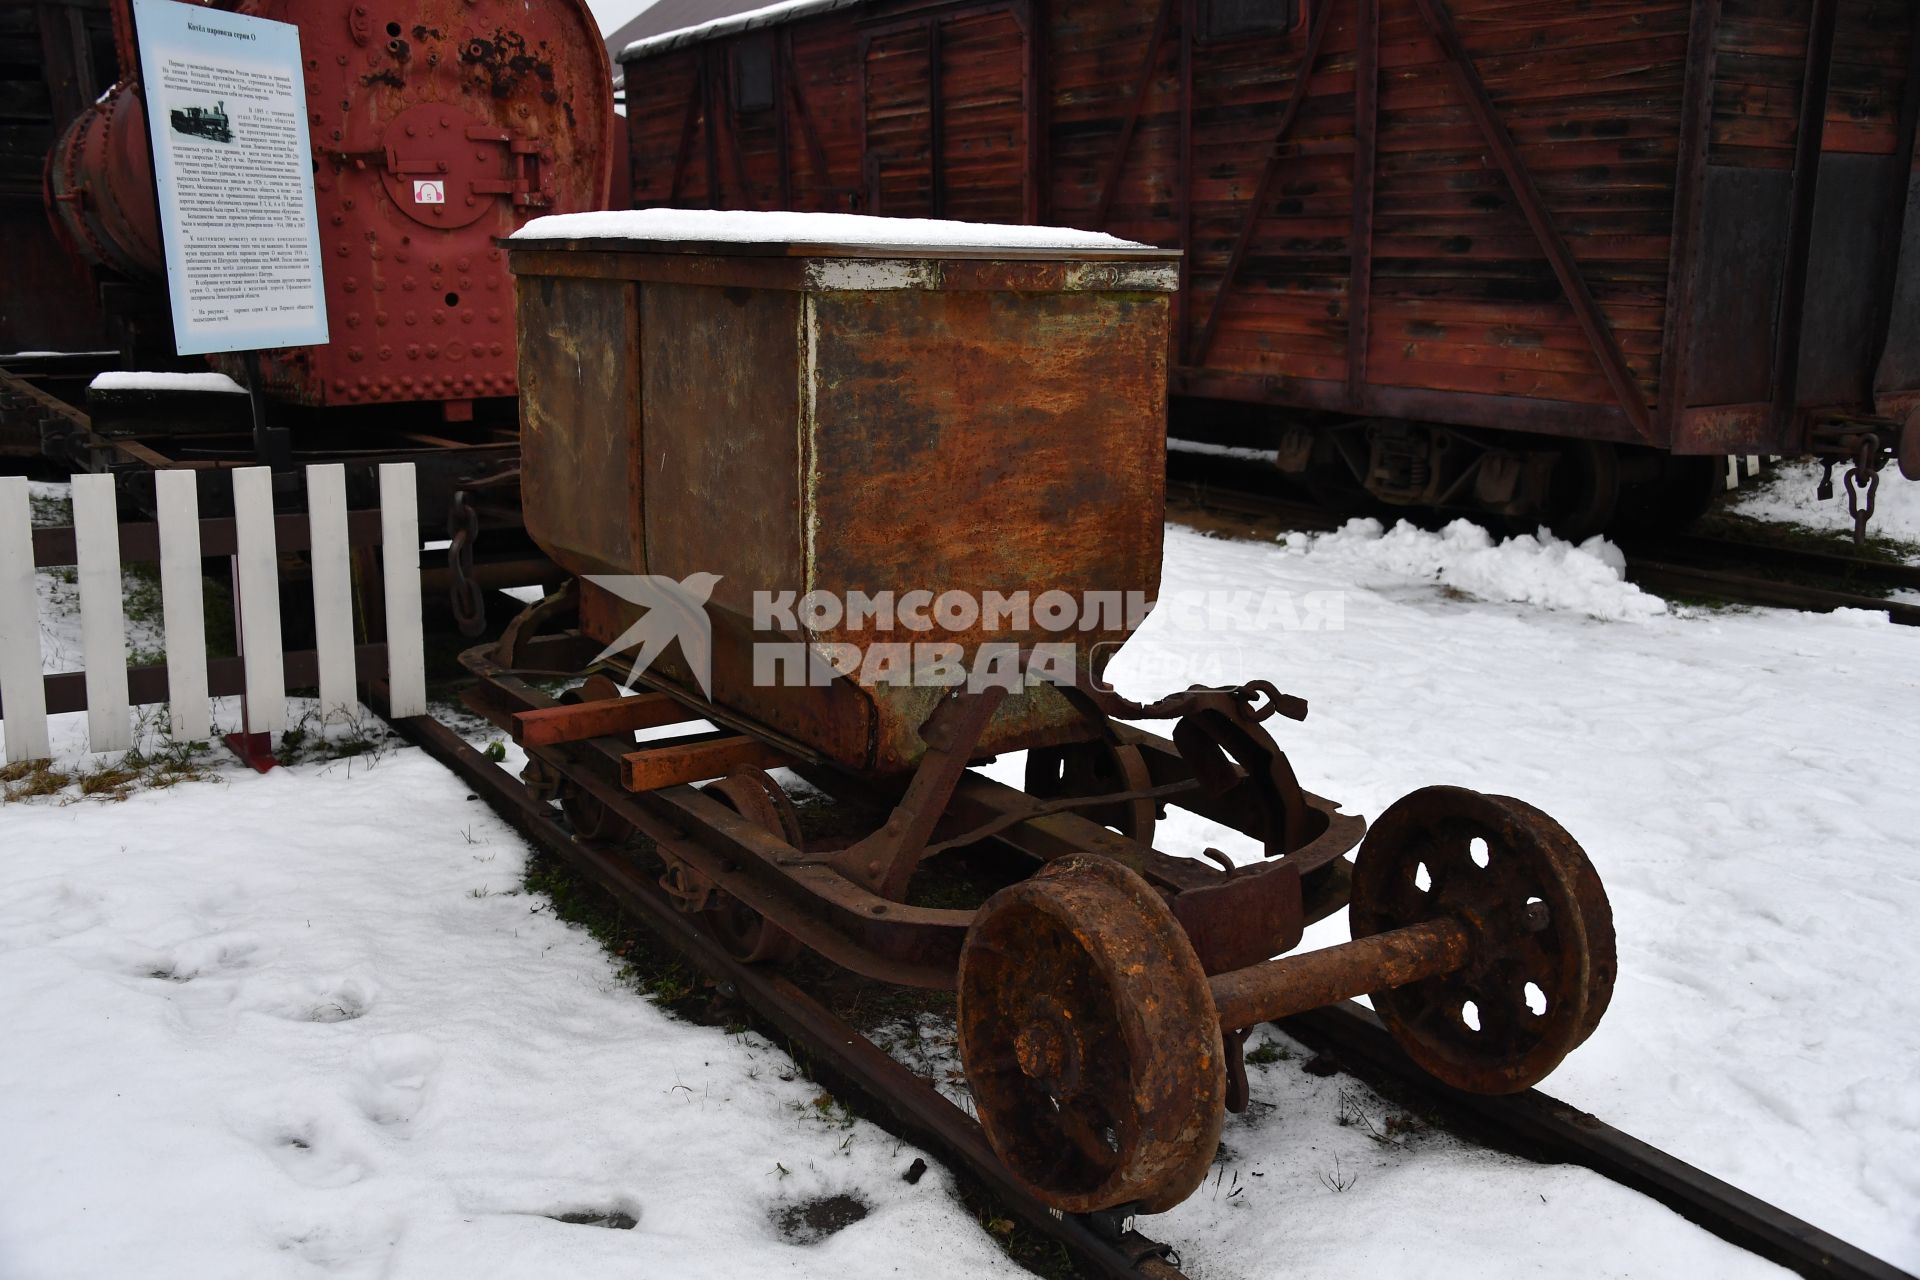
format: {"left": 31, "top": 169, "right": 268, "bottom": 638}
{"left": 4, "top": 500, "right": 1917, "bottom": 1277}
{"left": 1729, "top": 457, "right": 1920, "bottom": 548}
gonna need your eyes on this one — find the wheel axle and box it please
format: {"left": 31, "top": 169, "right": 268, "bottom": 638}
{"left": 1209, "top": 915, "right": 1473, "bottom": 1030}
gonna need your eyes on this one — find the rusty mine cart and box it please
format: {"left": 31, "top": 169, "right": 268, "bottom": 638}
{"left": 458, "top": 214, "right": 1618, "bottom": 1216}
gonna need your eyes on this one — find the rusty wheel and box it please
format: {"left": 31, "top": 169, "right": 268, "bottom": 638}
{"left": 1350, "top": 786, "right": 1615, "bottom": 1095}
{"left": 1024, "top": 740, "right": 1156, "bottom": 844}
{"left": 699, "top": 769, "right": 803, "bottom": 964}
{"left": 957, "top": 855, "right": 1224, "bottom": 1214}
{"left": 544, "top": 677, "right": 640, "bottom": 843}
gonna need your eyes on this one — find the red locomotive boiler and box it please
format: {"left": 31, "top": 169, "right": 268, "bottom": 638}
{"left": 42, "top": 0, "right": 615, "bottom": 423}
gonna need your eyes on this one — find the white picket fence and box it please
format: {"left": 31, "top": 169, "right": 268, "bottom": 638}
{"left": 1725, "top": 454, "right": 1773, "bottom": 490}
{"left": 0, "top": 463, "right": 426, "bottom": 764}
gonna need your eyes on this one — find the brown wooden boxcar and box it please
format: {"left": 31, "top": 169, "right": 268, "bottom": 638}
{"left": 617, "top": 0, "right": 1920, "bottom": 528}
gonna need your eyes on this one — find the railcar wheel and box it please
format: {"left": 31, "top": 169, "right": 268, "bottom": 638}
{"left": 699, "top": 769, "right": 803, "bottom": 964}
{"left": 1024, "top": 741, "right": 1156, "bottom": 844}
{"left": 1350, "top": 786, "right": 1615, "bottom": 1095}
{"left": 554, "top": 676, "right": 637, "bottom": 843}
{"left": 1541, "top": 440, "right": 1620, "bottom": 541}
{"left": 958, "top": 855, "right": 1224, "bottom": 1213}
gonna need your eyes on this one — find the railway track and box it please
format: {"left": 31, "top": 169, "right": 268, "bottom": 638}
{"left": 1166, "top": 458, "right": 1920, "bottom": 627}
{"left": 375, "top": 686, "right": 1916, "bottom": 1280}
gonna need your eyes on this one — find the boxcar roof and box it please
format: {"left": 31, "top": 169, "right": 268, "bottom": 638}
{"left": 617, "top": 0, "right": 864, "bottom": 61}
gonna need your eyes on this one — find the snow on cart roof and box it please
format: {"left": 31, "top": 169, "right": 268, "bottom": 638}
{"left": 88, "top": 371, "right": 247, "bottom": 394}
{"left": 510, "top": 208, "right": 1167, "bottom": 256}
{"left": 618, "top": 0, "right": 859, "bottom": 60}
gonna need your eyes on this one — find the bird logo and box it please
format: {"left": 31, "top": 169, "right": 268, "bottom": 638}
{"left": 584, "top": 572, "right": 723, "bottom": 699}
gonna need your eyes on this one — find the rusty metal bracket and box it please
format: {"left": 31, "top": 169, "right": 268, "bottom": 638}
{"left": 493, "top": 579, "right": 579, "bottom": 671}
{"left": 828, "top": 686, "right": 1012, "bottom": 899}
{"left": 1070, "top": 675, "right": 1313, "bottom": 857}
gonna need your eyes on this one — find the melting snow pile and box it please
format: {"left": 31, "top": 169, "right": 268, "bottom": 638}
{"left": 1279, "top": 518, "right": 1667, "bottom": 622}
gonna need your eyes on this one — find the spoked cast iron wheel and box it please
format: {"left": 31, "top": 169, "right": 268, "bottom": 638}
{"left": 699, "top": 768, "right": 803, "bottom": 965}
{"left": 957, "top": 855, "right": 1224, "bottom": 1214}
{"left": 1350, "top": 785, "right": 1616, "bottom": 1094}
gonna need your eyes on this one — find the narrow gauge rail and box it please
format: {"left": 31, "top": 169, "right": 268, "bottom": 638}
{"left": 1278, "top": 1005, "right": 1916, "bottom": 1280}
{"left": 1166, "top": 451, "right": 1920, "bottom": 626}
{"left": 373, "top": 680, "right": 1191, "bottom": 1280}
{"left": 372, "top": 667, "right": 1916, "bottom": 1280}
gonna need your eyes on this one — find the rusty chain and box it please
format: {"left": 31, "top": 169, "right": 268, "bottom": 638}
{"left": 1842, "top": 433, "right": 1882, "bottom": 546}
{"left": 446, "top": 489, "right": 487, "bottom": 637}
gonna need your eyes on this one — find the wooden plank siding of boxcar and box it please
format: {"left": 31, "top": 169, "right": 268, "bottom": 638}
{"left": 618, "top": 0, "right": 1918, "bottom": 455}
{"left": 1676, "top": 0, "right": 1917, "bottom": 449}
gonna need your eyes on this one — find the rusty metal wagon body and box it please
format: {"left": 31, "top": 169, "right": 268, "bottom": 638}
{"left": 470, "top": 212, "right": 1620, "bottom": 1216}
{"left": 616, "top": 0, "right": 1920, "bottom": 529}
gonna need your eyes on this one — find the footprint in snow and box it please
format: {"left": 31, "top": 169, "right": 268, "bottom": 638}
{"left": 773, "top": 1193, "right": 870, "bottom": 1244}
{"left": 349, "top": 1033, "right": 441, "bottom": 1130}
{"left": 271, "top": 1212, "right": 400, "bottom": 1277}
{"left": 139, "top": 931, "right": 262, "bottom": 983}
{"left": 0, "top": 880, "right": 110, "bottom": 945}
{"left": 238, "top": 1112, "right": 377, "bottom": 1189}
{"left": 238, "top": 972, "right": 378, "bottom": 1024}
{"left": 451, "top": 1181, "right": 644, "bottom": 1232}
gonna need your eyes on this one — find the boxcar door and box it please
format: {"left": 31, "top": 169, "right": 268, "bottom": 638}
{"left": 861, "top": 6, "right": 1029, "bottom": 222}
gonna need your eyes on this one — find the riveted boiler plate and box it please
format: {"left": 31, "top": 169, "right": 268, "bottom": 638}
{"left": 379, "top": 102, "right": 505, "bottom": 230}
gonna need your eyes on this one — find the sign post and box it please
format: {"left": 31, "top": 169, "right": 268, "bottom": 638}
{"left": 131, "top": 0, "right": 328, "bottom": 467}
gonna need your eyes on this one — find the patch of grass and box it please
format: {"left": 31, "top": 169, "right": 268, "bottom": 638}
{"left": 1, "top": 760, "right": 75, "bottom": 801}
{"left": 1245, "top": 1038, "right": 1290, "bottom": 1066}
{"left": 82, "top": 740, "right": 219, "bottom": 801}
{"left": 274, "top": 706, "right": 395, "bottom": 769}
{"left": 5, "top": 738, "right": 220, "bottom": 804}
{"left": 520, "top": 848, "right": 720, "bottom": 1021}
